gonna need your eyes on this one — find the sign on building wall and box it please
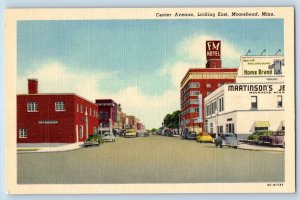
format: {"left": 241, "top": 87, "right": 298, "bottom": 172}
{"left": 197, "top": 94, "right": 203, "bottom": 123}
{"left": 240, "top": 56, "right": 284, "bottom": 76}
{"left": 206, "top": 40, "right": 221, "bottom": 60}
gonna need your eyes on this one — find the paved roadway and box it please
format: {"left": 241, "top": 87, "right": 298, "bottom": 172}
{"left": 17, "top": 135, "right": 284, "bottom": 184}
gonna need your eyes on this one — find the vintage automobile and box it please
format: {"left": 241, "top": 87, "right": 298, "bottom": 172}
{"left": 215, "top": 133, "right": 239, "bottom": 149}
{"left": 196, "top": 132, "right": 214, "bottom": 143}
{"left": 84, "top": 134, "right": 104, "bottom": 147}
{"left": 247, "top": 130, "right": 273, "bottom": 144}
{"left": 164, "top": 129, "right": 174, "bottom": 137}
{"left": 182, "top": 131, "right": 197, "bottom": 140}
{"left": 124, "top": 128, "right": 136, "bottom": 138}
{"left": 102, "top": 132, "right": 116, "bottom": 142}
{"left": 258, "top": 130, "right": 285, "bottom": 148}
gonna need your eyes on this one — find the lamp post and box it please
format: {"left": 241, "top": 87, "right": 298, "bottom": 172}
{"left": 100, "top": 123, "right": 103, "bottom": 136}
{"left": 109, "top": 118, "right": 112, "bottom": 133}
{"left": 215, "top": 109, "right": 218, "bottom": 138}
{"left": 85, "top": 109, "right": 88, "bottom": 139}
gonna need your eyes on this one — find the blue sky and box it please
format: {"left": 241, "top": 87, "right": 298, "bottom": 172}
{"left": 17, "top": 19, "right": 283, "bottom": 128}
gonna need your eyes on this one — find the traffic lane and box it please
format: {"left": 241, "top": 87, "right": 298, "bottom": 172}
{"left": 17, "top": 135, "right": 284, "bottom": 184}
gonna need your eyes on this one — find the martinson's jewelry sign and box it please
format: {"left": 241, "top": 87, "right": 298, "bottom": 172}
{"left": 227, "top": 84, "right": 285, "bottom": 94}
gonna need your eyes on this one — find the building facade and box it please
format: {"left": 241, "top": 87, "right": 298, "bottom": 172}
{"left": 180, "top": 68, "right": 238, "bottom": 133}
{"left": 96, "top": 99, "right": 117, "bottom": 130}
{"left": 17, "top": 79, "right": 99, "bottom": 143}
{"left": 204, "top": 55, "right": 285, "bottom": 135}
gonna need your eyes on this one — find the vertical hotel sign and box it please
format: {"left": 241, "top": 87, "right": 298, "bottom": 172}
{"left": 206, "top": 40, "right": 221, "bottom": 60}
{"left": 198, "top": 94, "right": 203, "bottom": 123}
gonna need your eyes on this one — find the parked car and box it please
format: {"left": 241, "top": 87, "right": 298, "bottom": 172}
{"left": 124, "top": 129, "right": 136, "bottom": 138}
{"left": 258, "top": 130, "right": 285, "bottom": 148}
{"left": 113, "top": 128, "right": 124, "bottom": 137}
{"left": 215, "top": 133, "right": 239, "bottom": 149}
{"left": 164, "top": 129, "right": 174, "bottom": 137}
{"left": 144, "top": 132, "right": 150, "bottom": 137}
{"left": 182, "top": 131, "right": 197, "bottom": 140}
{"left": 137, "top": 132, "right": 145, "bottom": 137}
{"left": 102, "top": 132, "right": 116, "bottom": 142}
{"left": 156, "top": 128, "right": 163, "bottom": 135}
{"left": 84, "top": 134, "right": 104, "bottom": 147}
{"left": 196, "top": 132, "right": 214, "bottom": 143}
{"left": 247, "top": 130, "right": 273, "bottom": 144}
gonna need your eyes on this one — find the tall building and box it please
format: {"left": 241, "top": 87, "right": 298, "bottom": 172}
{"left": 17, "top": 79, "right": 99, "bottom": 143}
{"left": 180, "top": 41, "right": 238, "bottom": 133}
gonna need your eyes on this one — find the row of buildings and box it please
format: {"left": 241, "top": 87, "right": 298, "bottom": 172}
{"left": 17, "top": 79, "right": 145, "bottom": 143}
{"left": 180, "top": 40, "right": 285, "bottom": 136}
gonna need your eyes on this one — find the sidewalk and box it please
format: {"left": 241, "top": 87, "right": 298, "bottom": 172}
{"left": 238, "top": 143, "right": 285, "bottom": 152}
{"left": 17, "top": 142, "right": 84, "bottom": 153}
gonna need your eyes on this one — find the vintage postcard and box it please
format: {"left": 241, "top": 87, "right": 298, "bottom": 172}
{"left": 5, "top": 7, "right": 295, "bottom": 194}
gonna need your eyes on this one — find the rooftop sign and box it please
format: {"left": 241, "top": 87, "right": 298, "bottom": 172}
{"left": 206, "top": 40, "right": 221, "bottom": 60}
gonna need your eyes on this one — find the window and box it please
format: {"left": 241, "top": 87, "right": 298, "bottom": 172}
{"left": 79, "top": 126, "right": 84, "bottom": 138}
{"left": 190, "top": 107, "right": 199, "bottom": 113}
{"left": 27, "top": 102, "right": 38, "bottom": 112}
{"left": 104, "top": 112, "right": 109, "bottom": 120}
{"left": 218, "top": 97, "right": 224, "bottom": 112}
{"left": 251, "top": 96, "right": 257, "bottom": 109}
{"left": 99, "top": 112, "right": 104, "bottom": 120}
{"left": 76, "top": 103, "right": 79, "bottom": 112}
{"left": 190, "top": 91, "right": 200, "bottom": 96}
{"left": 19, "top": 129, "right": 27, "bottom": 138}
{"left": 90, "top": 107, "right": 92, "bottom": 116}
{"left": 190, "top": 99, "right": 198, "bottom": 105}
{"left": 189, "top": 82, "right": 200, "bottom": 88}
{"left": 55, "top": 102, "right": 65, "bottom": 111}
{"left": 277, "top": 95, "right": 283, "bottom": 107}
{"left": 218, "top": 126, "right": 223, "bottom": 134}
{"left": 227, "top": 123, "right": 235, "bottom": 133}
{"left": 206, "top": 83, "right": 211, "bottom": 88}
{"left": 210, "top": 123, "right": 213, "bottom": 134}
{"left": 80, "top": 105, "right": 83, "bottom": 113}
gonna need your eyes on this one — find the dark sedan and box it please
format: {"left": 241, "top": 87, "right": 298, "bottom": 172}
{"left": 182, "top": 131, "right": 197, "bottom": 140}
{"left": 258, "top": 130, "right": 285, "bottom": 148}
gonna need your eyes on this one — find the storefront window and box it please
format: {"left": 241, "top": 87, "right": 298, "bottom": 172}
{"left": 251, "top": 96, "right": 257, "bottom": 109}
{"left": 277, "top": 95, "right": 283, "bottom": 107}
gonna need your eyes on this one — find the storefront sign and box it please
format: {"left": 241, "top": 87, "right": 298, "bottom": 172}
{"left": 197, "top": 94, "right": 203, "bottom": 123}
{"left": 227, "top": 84, "right": 285, "bottom": 94}
{"left": 206, "top": 40, "right": 221, "bottom": 60}
{"left": 38, "top": 120, "right": 59, "bottom": 124}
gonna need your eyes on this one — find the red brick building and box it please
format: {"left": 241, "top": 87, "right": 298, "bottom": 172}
{"left": 95, "top": 99, "right": 117, "bottom": 130}
{"left": 17, "top": 79, "right": 99, "bottom": 143}
{"left": 180, "top": 41, "right": 238, "bottom": 133}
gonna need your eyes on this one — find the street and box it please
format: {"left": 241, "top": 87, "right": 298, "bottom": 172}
{"left": 17, "top": 135, "right": 284, "bottom": 184}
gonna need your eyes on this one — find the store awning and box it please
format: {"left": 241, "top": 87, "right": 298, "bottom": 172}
{"left": 255, "top": 121, "right": 270, "bottom": 127}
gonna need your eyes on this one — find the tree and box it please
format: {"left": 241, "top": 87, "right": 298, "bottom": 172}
{"left": 163, "top": 110, "right": 180, "bottom": 129}
{"left": 151, "top": 128, "right": 157, "bottom": 132}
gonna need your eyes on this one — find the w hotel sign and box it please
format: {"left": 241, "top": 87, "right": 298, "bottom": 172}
{"left": 206, "top": 40, "right": 221, "bottom": 60}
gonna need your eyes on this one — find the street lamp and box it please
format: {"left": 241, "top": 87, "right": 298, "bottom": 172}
{"left": 100, "top": 123, "right": 103, "bottom": 136}
{"left": 85, "top": 109, "right": 89, "bottom": 139}
{"left": 215, "top": 109, "right": 218, "bottom": 138}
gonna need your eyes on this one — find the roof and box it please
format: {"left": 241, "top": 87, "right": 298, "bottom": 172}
{"left": 180, "top": 68, "right": 238, "bottom": 85}
{"left": 17, "top": 93, "right": 97, "bottom": 106}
